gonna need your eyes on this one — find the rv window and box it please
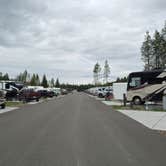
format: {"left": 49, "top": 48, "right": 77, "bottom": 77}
{"left": 0, "top": 83, "right": 2, "bottom": 89}
{"left": 129, "top": 77, "right": 141, "bottom": 88}
{"left": 5, "top": 83, "right": 10, "bottom": 89}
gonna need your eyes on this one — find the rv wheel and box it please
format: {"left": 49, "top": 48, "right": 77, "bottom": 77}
{"left": 133, "top": 97, "right": 142, "bottom": 105}
{"left": 1, "top": 104, "right": 6, "bottom": 109}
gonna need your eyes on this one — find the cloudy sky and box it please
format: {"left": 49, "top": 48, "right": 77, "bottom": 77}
{"left": 0, "top": 0, "right": 165, "bottom": 84}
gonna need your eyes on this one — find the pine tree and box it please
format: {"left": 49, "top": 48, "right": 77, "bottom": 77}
{"left": 152, "top": 30, "right": 162, "bottom": 69}
{"left": 16, "top": 70, "right": 28, "bottom": 83}
{"left": 116, "top": 77, "right": 120, "bottom": 82}
{"left": 3, "top": 73, "right": 9, "bottom": 80}
{"left": 22, "top": 70, "right": 28, "bottom": 82}
{"left": 26, "top": 73, "right": 31, "bottom": 84}
{"left": 116, "top": 77, "right": 127, "bottom": 82}
{"left": 50, "top": 78, "right": 55, "bottom": 87}
{"left": 0, "top": 72, "right": 2, "bottom": 80}
{"left": 160, "top": 21, "right": 166, "bottom": 68}
{"left": 35, "top": 74, "right": 40, "bottom": 86}
{"left": 103, "top": 60, "right": 110, "bottom": 83}
{"left": 16, "top": 72, "right": 22, "bottom": 82}
{"left": 141, "top": 31, "right": 153, "bottom": 70}
{"left": 93, "top": 63, "right": 101, "bottom": 85}
{"left": 55, "top": 78, "right": 60, "bottom": 87}
{"left": 30, "top": 74, "right": 36, "bottom": 86}
{"left": 41, "top": 74, "right": 48, "bottom": 88}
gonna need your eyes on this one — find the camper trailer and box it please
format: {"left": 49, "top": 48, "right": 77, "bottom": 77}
{"left": 0, "top": 81, "right": 24, "bottom": 100}
{"left": 127, "top": 70, "right": 166, "bottom": 105}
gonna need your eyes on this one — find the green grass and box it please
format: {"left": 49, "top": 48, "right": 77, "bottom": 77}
{"left": 6, "top": 101, "right": 24, "bottom": 107}
{"left": 112, "top": 105, "right": 144, "bottom": 110}
{"left": 111, "top": 105, "right": 165, "bottom": 112}
{"left": 150, "top": 108, "right": 165, "bottom": 112}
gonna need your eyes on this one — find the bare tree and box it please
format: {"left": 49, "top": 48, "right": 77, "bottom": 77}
{"left": 93, "top": 63, "right": 101, "bottom": 85}
{"left": 103, "top": 60, "right": 110, "bottom": 83}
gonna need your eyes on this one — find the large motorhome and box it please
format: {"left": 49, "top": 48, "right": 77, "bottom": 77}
{"left": 127, "top": 70, "right": 166, "bottom": 105}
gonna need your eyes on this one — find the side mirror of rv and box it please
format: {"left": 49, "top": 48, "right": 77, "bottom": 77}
{"left": 162, "top": 81, "right": 166, "bottom": 84}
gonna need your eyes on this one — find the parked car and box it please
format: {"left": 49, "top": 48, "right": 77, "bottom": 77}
{"left": 61, "top": 89, "right": 68, "bottom": 95}
{"left": 37, "top": 89, "right": 54, "bottom": 98}
{"left": 46, "top": 90, "right": 55, "bottom": 98}
{"left": 19, "top": 88, "right": 41, "bottom": 102}
{"left": 86, "top": 87, "right": 98, "bottom": 95}
{"left": 52, "top": 87, "right": 61, "bottom": 96}
{"left": 37, "top": 89, "right": 48, "bottom": 98}
{"left": 96, "top": 87, "right": 113, "bottom": 98}
{"left": 94, "top": 87, "right": 105, "bottom": 97}
{"left": 0, "top": 90, "right": 6, "bottom": 109}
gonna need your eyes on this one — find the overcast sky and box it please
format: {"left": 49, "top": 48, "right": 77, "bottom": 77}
{"left": 0, "top": 0, "right": 166, "bottom": 84}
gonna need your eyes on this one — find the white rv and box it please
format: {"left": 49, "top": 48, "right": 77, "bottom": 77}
{"left": 0, "top": 81, "right": 24, "bottom": 100}
{"left": 127, "top": 70, "right": 166, "bottom": 105}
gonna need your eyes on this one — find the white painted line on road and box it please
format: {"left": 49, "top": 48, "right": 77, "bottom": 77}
{"left": 0, "top": 107, "right": 18, "bottom": 114}
{"left": 77, "top": 159, "right": 80, "bottom": 166}
{"left": 76, "top": 158, "right": 83, "bottom": 166}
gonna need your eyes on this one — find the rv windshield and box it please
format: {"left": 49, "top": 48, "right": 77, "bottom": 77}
{"left": 129, "top": 77, "right": 141, "bottom": 88}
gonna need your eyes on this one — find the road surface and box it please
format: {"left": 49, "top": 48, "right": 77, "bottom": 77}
{"left": 0, "top": 93, "right": 166, "bottom": 166}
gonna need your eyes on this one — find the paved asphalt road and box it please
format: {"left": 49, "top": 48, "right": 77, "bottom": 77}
{"left": 0, "top": 93, "right": 166, "bottom": 166}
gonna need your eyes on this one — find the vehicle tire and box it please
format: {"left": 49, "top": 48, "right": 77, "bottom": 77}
{"left": 36, "top": 98, "right": 39, "bottom": 102}
{"left": 98, "top": 93, "right": 103, "bottom": 98}
{"left": 25, "top": 98, "right": 29, "bottom": 103}
{"left": 133, "top": 96, "right": 142, "bottom": 105}
{"left": 1, "top": 103, "right": 6, "bottom": 109}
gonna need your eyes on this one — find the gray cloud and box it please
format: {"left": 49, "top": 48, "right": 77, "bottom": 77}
{"left": 0, "top": 0, "right": 165, "bottom": 83}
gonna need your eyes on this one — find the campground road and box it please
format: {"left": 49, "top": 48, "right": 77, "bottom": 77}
{"left": 0, "top": 93, "right": 166, "bottom": 166}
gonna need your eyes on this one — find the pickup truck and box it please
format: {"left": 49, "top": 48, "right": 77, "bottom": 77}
{"left": 0, "top": 90, "right": 6, "bottom": 109}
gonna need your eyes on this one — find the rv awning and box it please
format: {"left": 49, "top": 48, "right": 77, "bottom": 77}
{"left": 157, "top": 72, "right": 166, "bottom": 78}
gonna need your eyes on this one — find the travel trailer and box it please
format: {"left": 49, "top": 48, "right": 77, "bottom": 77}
{"left": 127, "top": 70, "right": 166, "bottom": 105}
{"left": 0, "top": 81, "right": 24, "bottom": 100}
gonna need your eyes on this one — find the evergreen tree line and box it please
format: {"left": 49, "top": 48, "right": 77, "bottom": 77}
{"left": 0, "top": 70, "right": 94, "bottom": 91}
{"left": 0, "top": 72, "right": 9, "bottom": 81}
{"left": 0, "top": 70, "right": 60, "bottom": 88}
{"left": 141, "top": 21, "right": 166, "bottom": 71}
{"left": 59, "top": 83, "right": 95, "bottom": 92}
{"left": 1, "top": 70, "right": 126, "bottom": 91}
{"left": 115, "top": 76, "right": 127, "bottom": 83}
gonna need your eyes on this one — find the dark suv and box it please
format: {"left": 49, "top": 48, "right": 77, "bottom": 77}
{"left": 0, "top": 90, "right": 6, "bottom": 109}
